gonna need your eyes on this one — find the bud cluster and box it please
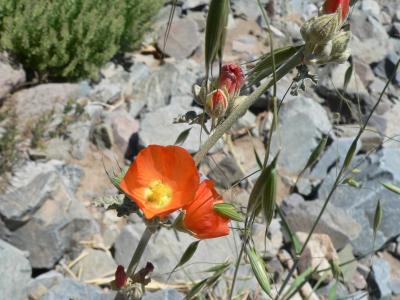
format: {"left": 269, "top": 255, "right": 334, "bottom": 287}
{"left": 300, "top": 0, "right": 351, "bottom": 65}
{"left": 194, "top": 63, "right": 244, "bottom": 119}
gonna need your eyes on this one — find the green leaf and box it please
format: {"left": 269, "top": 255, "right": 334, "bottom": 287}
{"left": 204, "top": 0, "right": 229, "bottom": 75}
{"left": 281, "top": 267, "right": 315, "bottom": 300}
{"left": 186, "top": 278, "right": 208, "bottom": 300}
{"left": 254, "top": 147, "right": 263, "bottom": 169}
{"left": 327, "top": 282, "right": 337, "bottom": 300}
{"left": 343, "top": 57, "right": 353, "bottom": 92}
{"left": 343, "top": 139, "right": 358, "bottom": 170}
{"left": 204, "top": 261, "right": 231, "bottom": 273}
{"left": 169, "top": 241, "right": 200, "bottom": 280}
{"left": 262, "top": 167, "right": 277, "bottom": 228}
{"left": 247, "top": 45, "right": 303, "bottom": 86}
{"left": 373, "top": 199, "right": 383, "bottom": 236}
{"left": 214, "top": 203, "right": 244, "bottom": 222}
{"left": 93, "top": 195, "right": 138, "bottom": 217}
{"left": 304, "top": 135, "right": 328, "bottom": 169}
{"left": 247, "top": 153, "right": 279, "bottom": 220}
{"left": 276, "top": 206, "right": 302, "bottom": 255}
{"left": 343, "top": 177, "right": 361, "bottom": 188}
{"left": 246, "top": 247, "right": 272, "bottom": 297}
{"left": 382, "top": 182, "right": 400, "bottom": 195}
{"left": 174, "top": 128, "right": 191, "bottom": 145}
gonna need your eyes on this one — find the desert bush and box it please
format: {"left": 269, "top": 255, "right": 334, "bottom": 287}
{"left": 0, "top": 0, "right": 162, "bottom": 80}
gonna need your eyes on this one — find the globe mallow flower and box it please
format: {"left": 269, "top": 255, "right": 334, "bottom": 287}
{"left": 120, "top": 145, "right": 200, "bottom": 219}
{"left": 182, "top": 180, "right": 230, "bottom": 239}
{"left": 322, "top": 0, "right": 350, "bottom": 21}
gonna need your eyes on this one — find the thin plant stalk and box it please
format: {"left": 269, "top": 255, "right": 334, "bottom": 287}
{"left": 274, "top": 57, "right": 400, "bottom": 300}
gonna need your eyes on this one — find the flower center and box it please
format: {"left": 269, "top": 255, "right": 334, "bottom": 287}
{"left": 145, "top": 180, "right": 172, "bottom": 208}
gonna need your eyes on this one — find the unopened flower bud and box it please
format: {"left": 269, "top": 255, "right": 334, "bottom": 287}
{"left": 115, "top": 265, "right": 128, "bottom": 289}
{"left": 322, "top": 0, "right": 350, "bottom": 21}
{"left": 301, "top": 12, "right": 341, "bottom": 44}
{"left": 331, "top": 30, "right": 352, "bottom": 56}
{"left": 330, "top": 49, "right": 351, "bottom": 63}
{"left": 206, "top": 89, "right": 228, "bottom": 118}
{"left": 219, "top": 63, "right": 244, "bottom": 97}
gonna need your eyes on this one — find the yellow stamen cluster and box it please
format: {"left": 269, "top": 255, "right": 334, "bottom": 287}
{"left": 145, "top": 180, "right": 172, "bottom": 208}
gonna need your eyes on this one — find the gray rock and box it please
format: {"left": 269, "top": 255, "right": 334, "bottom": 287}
{"left": 350, "top": 10, "right": 392, "bottom": 64}
{"left": 114, "top": 223, "right": 238, "bottom": 283}
{"left": 142, "top": 289, "right": 185, "bottom": 300}
{"left": 1, "top": 161, "right": 98, "bottom": 268}
{"left": 390, "top": 22, "right": 400, "bottom": 39}
{"left": 182, "top": 0, "right": 208, "bottom": 11}
{"left": 71, "top": 249, "right": 117, "bottom": 281}
{"left": 106, "top": 109, "right": 140, "bottom": 154}
{"left": 0, "top": 239, "right": 32, "bottom": 300}
{"left": 373, "top": 52, "right": 400, "bottom": 86}
{"left": 0, "top": 53, "right": 25, "bottom": 101}
{"left": 319, "top": 148, "right": 400, "bottom": 255}
{"left": 12, "top": 83, "right": 81, "bottom": 129}
{"left": 369, "top": 258, "right": 392, "bottom": 300}
{"left": 132, "top": 60, "right": 201, "bottom": 113}
{"left": 360, "top": 0, "right": 381, "bottom": 21}
{"left": 68, "top": 121, "right": 91, "bottom": 160}
{"left": 42, "top": 278, "right": 114, "bottom": 300}
{"left": 157, "top": 18, "right": 200, "bottom": 60}
{"left": 139, "top": 103, "right": 222, "bottom": 154}
{"left": 232, "top": 0, "right": 269, "bottom": 21}
{"left": 270, "top": 96, "right": 332, "bottom": 175}
{"left": 27, "top": 271, "right": 64, "bottom": 300}
{"left": 208, "top": 156, "right": 244, "bottom": 189}
{"left": 252, "top": 219, "right": 283, "bottom": 258}
{"left": 282, "top": 194, "right": 361, "bottom": 250}
{"left": 91, "top": 123, "right": 114, "bottom": 150}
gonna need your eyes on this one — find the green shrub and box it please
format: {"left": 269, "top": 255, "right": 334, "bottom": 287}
{"left": 0, "top": 0, "right": 162, "bottom": 80}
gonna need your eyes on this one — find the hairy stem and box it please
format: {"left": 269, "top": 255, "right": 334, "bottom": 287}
{"left": 194, "top": 50, "right": 303, "bottom": 166}
{"left": 127, "top": 226, "right": 154, "bottom": 276}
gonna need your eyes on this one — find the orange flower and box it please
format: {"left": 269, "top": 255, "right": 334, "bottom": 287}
{"left": 120, "top": 145, "right": 200, "bottom": 219}
{"left": 183, "top": 180, "right": 230, "bottom": 239}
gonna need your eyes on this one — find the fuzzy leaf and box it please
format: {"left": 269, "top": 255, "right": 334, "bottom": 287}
{"left": 169, "top": 241, "right": 200, "bottom": 280}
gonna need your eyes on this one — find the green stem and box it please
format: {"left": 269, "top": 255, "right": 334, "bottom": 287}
{"left": 275, "top": 57, "right": 400, "bottom": 300}
{"left": 127, "top": 226, "right": 154, "bottom": 276}
{"left": 228, "top": 239, "right": 246, "bottom": 300}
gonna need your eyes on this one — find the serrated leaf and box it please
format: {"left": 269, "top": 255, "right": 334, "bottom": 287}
{"left": 214, "top": 203, "right": 244, "bottom": 222}
{"left": 382, "top": 182, "right": 400, "bottom": 195}
{"left": 305, "top": 135, "right": 328, "bottom": 169}
{"left": 169, "top": 241, "right": 200, "bottom": 280}
{"left": 247, "top": 247, "right": 272, "bottom": 297}
{"left": 174, "top": 128, "right": 191, "bottom": 145}
{"left": 373, "top": 199, "right": 383, "bottom": 236}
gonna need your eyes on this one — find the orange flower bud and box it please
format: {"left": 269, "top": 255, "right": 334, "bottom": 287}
{"left": 322, "top": 0, "right": 349, "bottom": 21}
{"left": 115, "top": 265, "right": 128, "bottom": 289}
{"left": 183, "top": 180, "right": 230, "bottom": 239}
{"left": 219, "top": 63, "right": 244, "bottom": 97}
{"left": 206, "top": 89, "right": 229, "bottom": 118}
